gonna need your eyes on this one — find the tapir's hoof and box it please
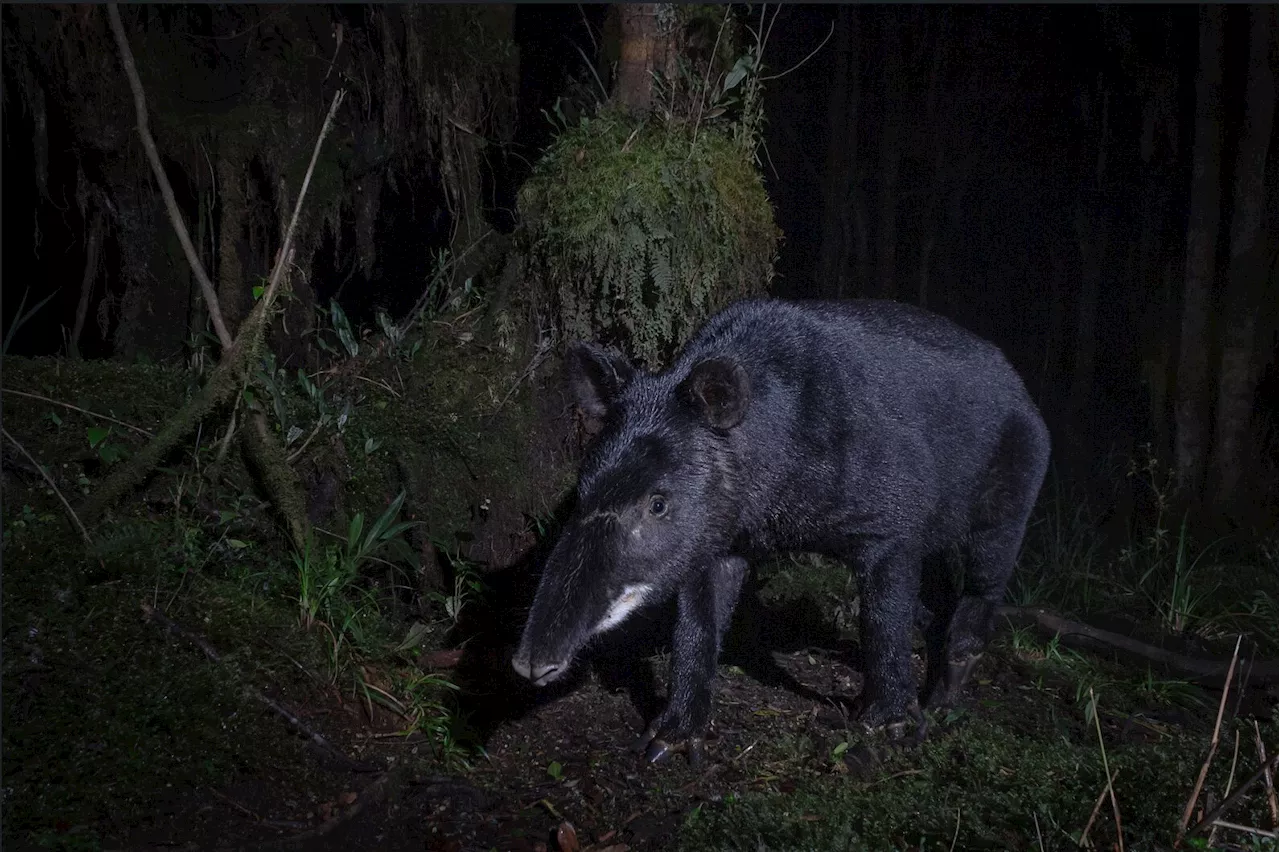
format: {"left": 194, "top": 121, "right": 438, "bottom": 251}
{"left": 927, "top": 653, "right": 984, "bottom": 712}
{"left": 859, "top": 698, "right": 928, "bottom": 745}
{"left": 632, "top": 725, "right": 706, "bottom": 767}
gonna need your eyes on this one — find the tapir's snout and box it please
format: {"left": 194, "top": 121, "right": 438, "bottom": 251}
{"left": 511, "top": 652, "right": 568, "bottom": 686}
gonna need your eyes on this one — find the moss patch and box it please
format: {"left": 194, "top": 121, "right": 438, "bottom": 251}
{"left": 520, "top": 111, "right": 780, "bottom": 365}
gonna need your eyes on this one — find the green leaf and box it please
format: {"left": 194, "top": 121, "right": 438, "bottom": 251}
{"left": 86, "top": 426, "right": 110, "bottom": 448}
{"left": 546, "top": 761, "right": 563, "bottom": 780}
{"left": 252, "top": 284, "right": 265, "bottom": 301}
{"left": 226, "top": 539, "right": 250, "bottom": 550}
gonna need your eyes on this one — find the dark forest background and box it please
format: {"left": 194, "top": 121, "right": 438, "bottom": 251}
{"left": 3, "top": 4, "right": 1275, "bottom": 532}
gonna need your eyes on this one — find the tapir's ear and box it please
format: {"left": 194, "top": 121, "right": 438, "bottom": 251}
{"left": 565, "top": 341, "right": 636, "bottom": 418}
{"left": 679, "top": 357, "right": 750, "bottom": 431}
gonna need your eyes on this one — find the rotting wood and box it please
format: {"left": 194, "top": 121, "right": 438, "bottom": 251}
{"left": 996, "top": 606, "right": 1277, "bottom": 687}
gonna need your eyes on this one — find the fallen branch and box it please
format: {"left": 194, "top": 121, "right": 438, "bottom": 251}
{"left": 87, "top": 4, "right": 345, "bottom": 552}
{"left": 140, "top": 602, "right": 381, "bottom": 774}
{"left": 996, "top": 606, "right": 1276, "bottom": 687}
{"left": 2, "top": 388, "right": 156, "bottom": 438}
{"left": 3, "top": 427, "right": 91, "bottom": 544}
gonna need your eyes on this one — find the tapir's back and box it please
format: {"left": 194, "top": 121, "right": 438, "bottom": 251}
{"left": 672, "top": 298, "right": 1048, "bottom": 548}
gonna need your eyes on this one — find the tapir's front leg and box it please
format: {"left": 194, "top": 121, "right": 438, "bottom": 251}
{"left": 634, "top": 555, "right": 747, "bottom": 766}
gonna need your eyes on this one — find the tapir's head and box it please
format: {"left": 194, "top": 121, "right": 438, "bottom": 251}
{"left": 511, "top": 341, "right": 751, "bottom": 686}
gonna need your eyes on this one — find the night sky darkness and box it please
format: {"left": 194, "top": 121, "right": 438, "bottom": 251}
{"left": 1, "top": 4, "right": 1275, "bottom": 495}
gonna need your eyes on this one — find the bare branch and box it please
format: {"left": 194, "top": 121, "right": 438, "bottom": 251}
{"left": 105, "top": 3, "right": 233, "bottom": 352}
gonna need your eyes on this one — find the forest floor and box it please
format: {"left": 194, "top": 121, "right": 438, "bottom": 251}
{"left": 3, "top": 353, "right": 1277, "bottom": 852}
{"left": 5, "top": 525, "right": 1277, "bottom": 852}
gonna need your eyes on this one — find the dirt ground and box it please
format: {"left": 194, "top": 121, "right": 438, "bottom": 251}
{"left": 106, "top": 616, "right": 1277, "bottom": 852}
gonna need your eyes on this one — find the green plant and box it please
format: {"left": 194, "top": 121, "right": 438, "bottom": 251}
{"left": 520, "top": 110, "right": 779, "bottom": 366}
{"left": 295, "top": 491, "right": 419, "bottom": 634}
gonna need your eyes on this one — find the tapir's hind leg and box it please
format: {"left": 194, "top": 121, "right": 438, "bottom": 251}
{"left": 929, "top": 410, "right": 1050, "bottom": 710}
{"left": 917, "top": 549, "right": 960, "bottom": 705}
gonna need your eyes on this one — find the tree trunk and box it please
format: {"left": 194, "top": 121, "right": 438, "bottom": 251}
{"left": 216, "top": 157, "right": 249, "bottom": 335}
{"left": 1069, "top": 80, "right": 1110, "bottom": 417}
{"left": 69, "top": 208, "right": 104, "bottom": 358}
{"left": 1205, "top": 3, "right": 1277, "bottom": 516}
{"left": 1173, "top": 5, "right": 1225, "bottom": 504}
{"left": 615, "top": 4, "right": 668, "bottom": 116}
{"left": 818, "top": 6, "right": 859, "bottom": 299}
{"left": 917, "top": 20, "right": 950, "bottom": 310}
{"left": 1069, "top": 201, "right": 1104, "bottom": 416}
{"left": 874, "top": 9, "right": 901, "bottom": 301}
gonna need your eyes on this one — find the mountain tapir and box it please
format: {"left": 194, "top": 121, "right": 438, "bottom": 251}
{"left": 512, "top": 298, "right": 1051, "bottom": 765}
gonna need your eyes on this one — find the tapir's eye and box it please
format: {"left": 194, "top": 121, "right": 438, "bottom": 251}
{"left": 648, "top": 495, "right": 668, "bottom": 517}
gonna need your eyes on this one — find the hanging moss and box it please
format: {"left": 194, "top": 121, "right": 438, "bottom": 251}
{"left": 519, "top": 112, "right": 780, "bottom": 366}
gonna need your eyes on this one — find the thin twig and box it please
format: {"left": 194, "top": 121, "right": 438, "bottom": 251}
{"left": 1177, "top": 635, "right": 1242, "bottom": 846}
{"left": 1087, "top": 687, "right": 1125, "bottom": 852}
{"left": 1188, "top": 758, "right": 1280, "bottom": 838}
{"left": 760, "top": 19, "right": 836, "bottom": 82}
{"left": 2, "top": 427, "right": 91, "bottom": 544}
{"left": 947, "top": 807, "right": 961, "bottom": 852}
{"left": 2, "top": 389, "right": 155, "bottom": 437}
{"left": 1079, "top": 768, "right": 1120, "bottom": 847}
{"left": 1211, "top": 820, "right": 1277, "bottom": 839}
{"left": 268, "top": 89, "right": 346, "bottom": 310}
{"left": 688, "top": 8, "right": 732, "bottom": 155}
{"left": 1033, "top": 812, "right": 1045, "bottom": 852}
{"left": 1254, "top": 720, "right": 1278, "bottom": 826}
{"left": 106, "top": 2, "right": 232, "bottom": 352}
{"left": 1209, "top": 730, "right": 1243, "bottom": 848}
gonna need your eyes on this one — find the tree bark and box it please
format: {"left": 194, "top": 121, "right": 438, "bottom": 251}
{"left": 1205, "top": 4, "right": 1278, "bottom": 516}
{"left": 1069, "top": 80, "right": 1110, "bottom": 417}
{"left": 616, "top": 4, "right": 661, "bottom": 115}
{"left": 69, "top": 208, "right": 104, "bottom": 358}
{"left": 817, "top": 6, "right": 858, "bottom": 299}
{"left": 1173, "top": 5, "right": 1225, "bottom": 504}
{"left": 873, "top": 9, "right": 902, "bottom": 301}
{"left": 216, "top": 157, "right": 249, "bottom": 335}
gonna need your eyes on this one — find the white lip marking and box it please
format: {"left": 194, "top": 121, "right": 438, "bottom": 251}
{"left": 594, "top": 583, "right": 653, "bottom": 633}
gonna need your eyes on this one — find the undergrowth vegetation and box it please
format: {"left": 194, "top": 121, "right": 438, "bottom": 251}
{"left": 0, "top": 260, "right": 562, "bottom": 844}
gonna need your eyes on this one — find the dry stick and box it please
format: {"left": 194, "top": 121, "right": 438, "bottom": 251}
{"left": 1211, "top": 819, "right": 1277, "bottom": 839}
{"left": 139, "top": 602, "right": 379, "bottom": 774}
{"left": 1254, "top": 720, "right": 1278, "bottom": 826}
{"left": 1176, "top": 635, "right": 1242, "bottom": 847}
{"left": 1079, "top": 768, "right": 1121, "bottom": 847}
{"left": 1088, "top": 687, "right": 1125, "bottom": 852}
{"left": 2, "top": 389, "right": 156, "bottom": 438}
{"left": 2, "top": 427, "right": 91, "bottom": 544}
{"left": 106, "top": 2, "right": 232, "bottom": 353}
{"left": 1209, "top": 729, "right": 1243, "bottom": 849}
{"left": 1188, "top": 757, "right": 1280, "bottom": 838}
